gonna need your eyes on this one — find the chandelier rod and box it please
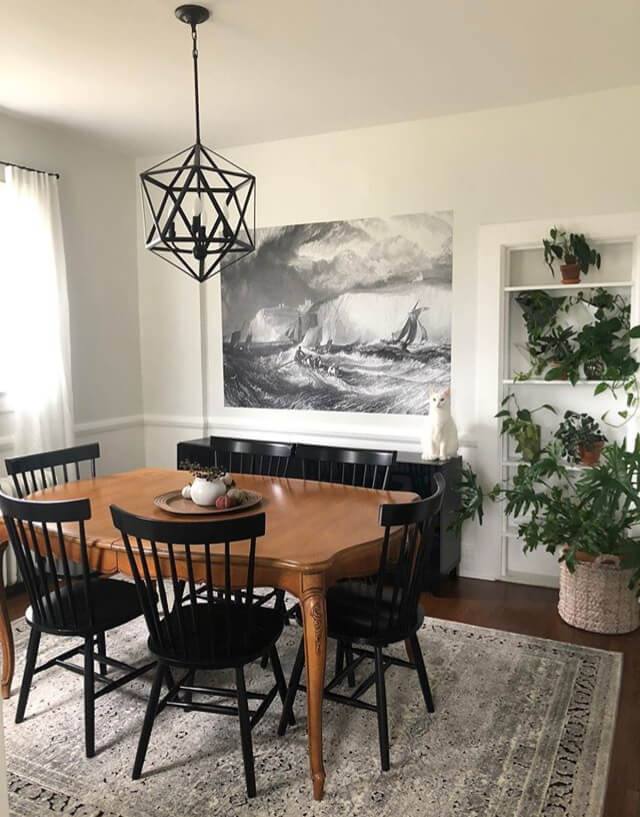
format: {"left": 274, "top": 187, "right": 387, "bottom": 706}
{"left": 190, "top": 23, "right": 202, "bottom": 146}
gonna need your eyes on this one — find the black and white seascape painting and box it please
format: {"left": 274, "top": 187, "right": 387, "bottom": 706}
{"left": 221, "top": 211, "right": 452, "bottom": 414}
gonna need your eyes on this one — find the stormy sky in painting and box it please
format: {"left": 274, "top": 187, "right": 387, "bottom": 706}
{"left": 221, "top": 211, "right": 452, "bottom": 334}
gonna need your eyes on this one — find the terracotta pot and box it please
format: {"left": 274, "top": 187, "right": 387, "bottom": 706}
{"left": 560, "top": 262, "right": 581, "bottom": 284}
{"left": 549, "top": 360, "right": 569, "bottom": 380}
{"left": 578, "top": 441, "right": 605, "bottom": 466}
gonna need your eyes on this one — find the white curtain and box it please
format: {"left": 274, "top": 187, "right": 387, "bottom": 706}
{"left": 1, "top": 166, "right": 74, "bottom": 454}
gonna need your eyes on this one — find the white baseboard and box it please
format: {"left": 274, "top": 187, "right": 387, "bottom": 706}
{"left": 501, "top": 570, "right": 560, "bottom": 589}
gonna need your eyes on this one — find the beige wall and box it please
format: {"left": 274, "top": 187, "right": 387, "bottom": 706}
{"left": 0, "top": 111, "right": 145, "bottom": 471}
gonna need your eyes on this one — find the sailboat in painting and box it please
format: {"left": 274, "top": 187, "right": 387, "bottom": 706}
{"left": 387, "top": 302, "right": 429, "bottom": 349}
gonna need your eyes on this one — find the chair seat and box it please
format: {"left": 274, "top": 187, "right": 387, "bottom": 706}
{"left": 296, "top": 580, "right": 424, "bottom": 645}
{"left": 26, "top": 577, "right": 144, "bottom": 636}
{"left": 150, "top": 603, "right": 284, "bottom": 668}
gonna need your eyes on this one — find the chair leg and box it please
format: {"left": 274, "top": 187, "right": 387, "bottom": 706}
{"left": 335, "top": 640, "right": 344, "bottom": 677}
{"left": 345, "top": 644, "right": 356, "bottom": 687}
{"left": 96, "top": 632, "right": 108, "bottom": 676}
{"left": 235, "top": 667, "right": 256, "bottom": 798}
{"left": 274, "top": 590, "right": 289, "bottom": 623}
{"left": 164, "top": 665, "right": 176, "bottom": 692}
{"left": 83, "top": 638, "right": 96, "bottom": 758}
{"left": 269, "top": 645, "right": 295, "bottom": 726}
{"left": 15, "top": 628, "right": 40, "bottom": 724}
{"left": 132, "top": 662, "right": 165, "bottom": 780}
{"left": 184, "top": 669, "right": 195, "bottom": 706}
{"left": 277, "top": 638, "right": 305, "bottom": 736}
{"left": 410, "top": 633, "right": 434, "bottom": 713}
{"left": 374, "top": 647, "right": 390, "bottom": 771}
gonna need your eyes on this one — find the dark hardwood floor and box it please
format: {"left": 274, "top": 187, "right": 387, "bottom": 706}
{"left": 5, "top": 578, "right": 639, "bottom": 816}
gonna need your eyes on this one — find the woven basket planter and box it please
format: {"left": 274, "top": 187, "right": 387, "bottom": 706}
{"left": 558, "top": 554, "right": 640, "bottom": 634}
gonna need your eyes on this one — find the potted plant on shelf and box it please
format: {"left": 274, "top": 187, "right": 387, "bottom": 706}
{"left": 538, "top": 326, "right": 578, "bottom": 382}
{"left": 516, "top": 291, "right": 566, "bottom": 342}
{"left": 493, "top": 439, "right": 640, "bottom": 633}
{"left": 569, "top": 288, "right": 640, "bottom": 422}
{"left": 553, "top": 410, "right": 608, "bottom": 465}
{"left": 496, "top": 394, "right": 556, "bottom": 462}
{"left": 543, "top": 226, "right": 601, "bottom": 284}
{"left": 514, "top": 291, "right": 567, "bottom": 380}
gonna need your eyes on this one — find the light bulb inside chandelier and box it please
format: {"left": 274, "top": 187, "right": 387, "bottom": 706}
{"left": 140, "top": 4, "right": 256, "bottom": 282}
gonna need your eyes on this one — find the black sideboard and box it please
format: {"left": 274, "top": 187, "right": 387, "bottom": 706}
{"left": 176, "top": 438, "right": 461, "bottom": 594}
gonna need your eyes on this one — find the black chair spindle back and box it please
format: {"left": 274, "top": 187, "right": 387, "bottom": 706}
{"left": 110, "top": 507, "right": 267, "bottom": 664}
{"left": 296, "top": 443, "right": 396, "bottom": 490}
{"left": 372, "top": 472, "right": 445, "bottom": 636}
{"left": 5, "top": 442, "right": 100, "bottom": 498}
{"left": 0, "top": 492, "right": 94, "bottom": 633}
{"left": 209, "top": 437, "right": 293, "bottom": 479}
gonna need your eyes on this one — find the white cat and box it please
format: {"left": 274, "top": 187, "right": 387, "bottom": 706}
{"left": 421, "top": 389, "right": 459, "bottom": 461}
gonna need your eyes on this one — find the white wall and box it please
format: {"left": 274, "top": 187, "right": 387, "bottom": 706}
{"left": 0, "top": 111, "right": 145, "bottom": 472}
{"left": 136, "top": 84, "right": 640, "bottom": 581}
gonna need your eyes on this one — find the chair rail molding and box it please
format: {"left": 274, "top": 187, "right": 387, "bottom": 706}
{"left": 143, "top": 413, "right": 477, "bottom": 453}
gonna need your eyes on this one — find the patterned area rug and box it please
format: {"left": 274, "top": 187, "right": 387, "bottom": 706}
{"left": 3, "top": 614, "right": 621, "bottom": 817}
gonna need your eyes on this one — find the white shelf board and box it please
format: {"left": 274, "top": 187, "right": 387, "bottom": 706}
{"left": 502, "top": 460, "right": 585, "bottom": 471}
{"left": 504, "top": 281, "right": 633, "bottom": 292}
{"left": 502, "top": 379, "right": 609, "bottom": 385}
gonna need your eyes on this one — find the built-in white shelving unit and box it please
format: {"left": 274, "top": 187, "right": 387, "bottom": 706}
{"left": 475, "top": 213, "right": 640, "bottom": 588}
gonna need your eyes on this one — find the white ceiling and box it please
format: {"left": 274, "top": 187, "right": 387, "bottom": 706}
{"left": 2, "top": 0, "right": 640, "bottom": 157}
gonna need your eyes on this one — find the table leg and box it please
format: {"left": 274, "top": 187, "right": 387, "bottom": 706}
{"left": 404, "top": 637, "right": 415, "bottom": 664}
{"left": 301, "top": 584, "right": 327, "bottom": 801}
{"left": 0, "top": 540, "right": 15, "bottom": 699}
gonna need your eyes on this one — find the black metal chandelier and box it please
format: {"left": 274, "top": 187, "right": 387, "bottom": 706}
{"left": 140, "top": 4, "right": 256, "bottom": 282}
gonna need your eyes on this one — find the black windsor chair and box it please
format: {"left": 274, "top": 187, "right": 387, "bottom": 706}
{"left": 278, "top": 472, "right": 445, "bottom": 772}
{"left": 110, "top": 505, "right": 292, "bottom": 798}
{"left": 0, "top": 491, "right": 153, "bottom": 757}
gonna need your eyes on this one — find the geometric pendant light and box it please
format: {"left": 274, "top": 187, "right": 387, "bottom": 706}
{"left": 140, "top": 5, "right": 256, "bottom": 282}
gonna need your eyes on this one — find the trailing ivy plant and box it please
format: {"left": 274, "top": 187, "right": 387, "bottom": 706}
{"left": 543, "top": 227, "right": 601, "bottom": 278}
{"left": 496, "top": 393, "right": 556, "bottom": 462}
{"left": 557, "top": 288, "right": 640, "bottom": 424}
{"left": 514, "top": 285, "right": 640, "bottom": 424}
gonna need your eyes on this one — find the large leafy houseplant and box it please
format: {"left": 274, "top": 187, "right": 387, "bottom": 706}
{"left": 491, "top": 438, "right": 640, "bottom": 593}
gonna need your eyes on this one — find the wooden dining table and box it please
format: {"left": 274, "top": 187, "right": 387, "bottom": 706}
{"left": 0, "top": 467, "right": 415, "bottom": 800}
